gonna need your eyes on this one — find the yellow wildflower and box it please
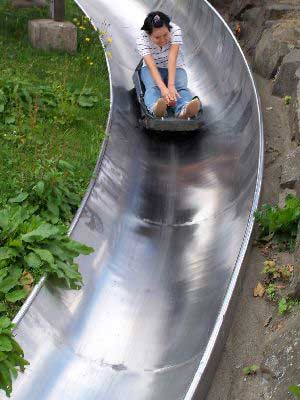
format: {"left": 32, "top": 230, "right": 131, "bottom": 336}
{"left": 79, "top": 26, "right": 86, "bottom": 30}
{"left": 106, "top": 51, "right": 112, "bottom": 59}
{"left": 85, "top": 37, "right": 91, "bottom": 42}
{"left": 107, "top": 37, "right": 113, "bottom": 43}
{"left": 89, "top": 62, "right": 94, "bottom": 66}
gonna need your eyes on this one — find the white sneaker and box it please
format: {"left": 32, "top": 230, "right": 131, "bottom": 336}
{"left": 178, "top": 98, "right": 201, "bottom": 119}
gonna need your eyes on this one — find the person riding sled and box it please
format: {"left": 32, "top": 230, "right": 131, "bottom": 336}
{"left": 136, "top": 11, "right": 202, "bottom": 119}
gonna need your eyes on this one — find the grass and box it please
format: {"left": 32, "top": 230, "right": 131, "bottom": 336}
{"left": 0, "top": 0, "right": 110, "bottom": 205}
{"left": 0, "top": 3, "right": 110, "bottom": 395}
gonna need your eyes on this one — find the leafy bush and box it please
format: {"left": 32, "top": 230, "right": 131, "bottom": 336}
{"left": 0, "top": 159, "right": 94, "bottom": 396}
{"left": 0, "top": 317, "right": 29, "bottom": 397}
{"left": 0, "top": 78, "right": 99, "bottom": 135}
{"left": 0, "top": 204, "right": 93, "bottom": 289}
{"left": 10, "top": 158, "right": 83, "bottom": 224}
{"left": 255, "top": 195, "right": 300, "bottom": 251}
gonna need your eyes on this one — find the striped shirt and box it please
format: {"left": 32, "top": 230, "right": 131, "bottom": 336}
{"left": 136, "top": 22, "right": 185, "bottom": 69}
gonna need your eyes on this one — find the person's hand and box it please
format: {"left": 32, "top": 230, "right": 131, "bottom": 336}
{"left": 168, "top": 84, "right": 180, "bottom": 106}
{"left": 160, "top": 86, "right": 172, "bottom": 105}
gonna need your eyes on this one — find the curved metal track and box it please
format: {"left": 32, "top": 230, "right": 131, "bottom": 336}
{"left": 8, "top": 1, "right": 263, "bottom": 399}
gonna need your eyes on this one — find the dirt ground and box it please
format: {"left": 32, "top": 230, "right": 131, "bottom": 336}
{"left": 206, "top": 73, "right": 295, "bottom": 399}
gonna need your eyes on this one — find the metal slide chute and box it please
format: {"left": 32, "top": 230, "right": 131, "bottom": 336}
{"left": 8, "top": 1, "right": 263, "bottom": 399}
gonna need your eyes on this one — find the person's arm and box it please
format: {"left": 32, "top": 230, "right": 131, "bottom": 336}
{"left": 143, "top": 54, "right": 165, "bottom": 91}
{"left": 168, "top": 44, "right": 179, "bottom": 86}
{"left": 143, "top": 54, "right": 172, "bottom": 103}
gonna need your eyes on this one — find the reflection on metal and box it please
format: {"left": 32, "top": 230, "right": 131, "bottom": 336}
{"left": 9, "top": 1, "right": 263, "bottom": 399}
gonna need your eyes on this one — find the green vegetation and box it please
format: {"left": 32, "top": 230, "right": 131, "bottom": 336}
{"left": 261, "top": 260, "right": 296, "bottom": 314}
{"left": 0, "top": 317, "right": 28, "bottom": 397}
{"left": 243, "top": 364, "right": 259, "bottom": 376}
{"left": 256, "top": 196, "right": 300, "bottom": 315}
{"left": 289, "top": 385, "right": 300, "bottom": 399}
{"left": 0, "top": 0, "right": 110, "bottom": 205}
{"left": 0, "top": 0, "right": 110, "bottom": 396}
{"left": 284, "top": 95, "right": 292, "bottom": 105}
{"left": 278, "top": 297, "right": 290, "bottom": 315}
{"left": 0, "top": 160, "right": 95, "bottom": 397}
{"left": 255, "top": 195, "right": 300, "bottom": 252}
{"left": 265, "top": 283, "right": 276, "bottom": 301}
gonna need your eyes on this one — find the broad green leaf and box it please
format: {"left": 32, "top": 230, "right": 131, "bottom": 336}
{"left": 10, "top": 338, "right": 24, "bottom": 356}
{"left": 0, "top": 351, "right": 7, "bottom": 362}
{"left": 0, "top": 362, "right": 12, "bottom": 396}
{"left": 46, "top": 242, "right": 69, "bottom": 261}
{"left": 33, "top": 181, "right": 45, "bottom": 196}
{"left": 9, "top": 192, "right": 28, "bottom": 203}
{"left": 0, "top": 268, "right": 22, "bottom": 294}
{"left": 0, "top": 247, "right": 17, "bottom": 261}
{"left": 0, "top": 276, "right": 20, "bottom": 294}
{"left": 0, "top": 303, "right": 7, "bottom": 313}
{"left": 4, "top": 115, "right": 15, "bottom": 125}
{"left": 56, "top": 261, "right": 82, "bottom": 288}
{"left": 10, "top": 352, "right": 29, "bottom": 370}
{"left": 77, "top": 95, "right": 98, "bottom": 108}
{"left": 6, "top": 207, "right": 32, "bottom": 234}
{"left": 57, "top": 261, "right": 80, "bottom": 279}
{"left": 8, "top": 239, "right": 22, "bottom": 248}
{"left": 4, "top": 359, "right": 18, "bottom": 379}
{"left": 0, "top": 318, "right": 11, "bottom": 330}
{"left": 0, "top": 268, "right": 8, "bottom": 282}
{"left": 0, "top": 336, "right": 13, "bottom": 352}
{"left": 47, "top": 199, "right": 59, "bottom": 217}
{"left": 0, "top": 210, "right": 9, "bottom": 229}
{"left": 22, "top": 223, "right": 59, "bottom": 242}
{"left": 24, "top": 252, "right": 42, "bottom": 269}
{"left": 32, "top": 248, "right": 54, "bottom": 265}
{"left": 58, "top": 159, "right": 74, "bottom": 172}
{"left": 63, "top": 240, "right": 94, "bottom": 256}
{"left": 5, "top": 289, "right": 27, "bottom": 303}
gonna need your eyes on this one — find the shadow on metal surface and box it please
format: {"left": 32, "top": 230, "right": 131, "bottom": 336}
{"left": 9, "top": 1, "right": 263, "bottom": 399}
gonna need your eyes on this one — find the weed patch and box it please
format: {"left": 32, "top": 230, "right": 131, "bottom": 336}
{"left": 0, "top": 0, "right": 110, "bottom": 396}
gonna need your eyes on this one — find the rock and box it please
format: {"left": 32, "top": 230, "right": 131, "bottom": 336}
{"left": 11, "top": 0, "right": 47, "bottom": 8}
{"left": 242, "top": 6, "right": 266, "bottom": 24}
{"left": 237, "top": 7, "right": 268, "bottom": 53}
{"left": 285, "top": 265, "right": 300, "bottom": 299}
{"left": 229, "top": 0, "right": 262, "bottom": 19}
{"left": 272, "top": 49, "right": 300, "bottom": 97}
{"left": 296, "top": 179, "right": 300, "bottom": 197}
{"left": 28, "top": 19, "right": 77, "bottom": 54}
{"left": 275, "top": 251, "right": 295, "bottom": 266}
{"left": 254, "top": 20, "right": 300, "bottom": 79}
{"left": 289, "top": 73, "right": 300, "bottom": 143}
{"left": 294, "top": 221, "right": 300, "bottom": 264}
{"left": 261, "top": 314, "right": 300, "bottom": 399}
{"left": 282, "top": 224, "right": 300, "bottom": 299}
{"left": 265, "top": 4, "right": 300, "bottom": 21}
{"left": 280, "top": 147, "right": 300, "bottom": 189}
{"left": 261, "top": 354, "right": 283, "bottom": 379}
